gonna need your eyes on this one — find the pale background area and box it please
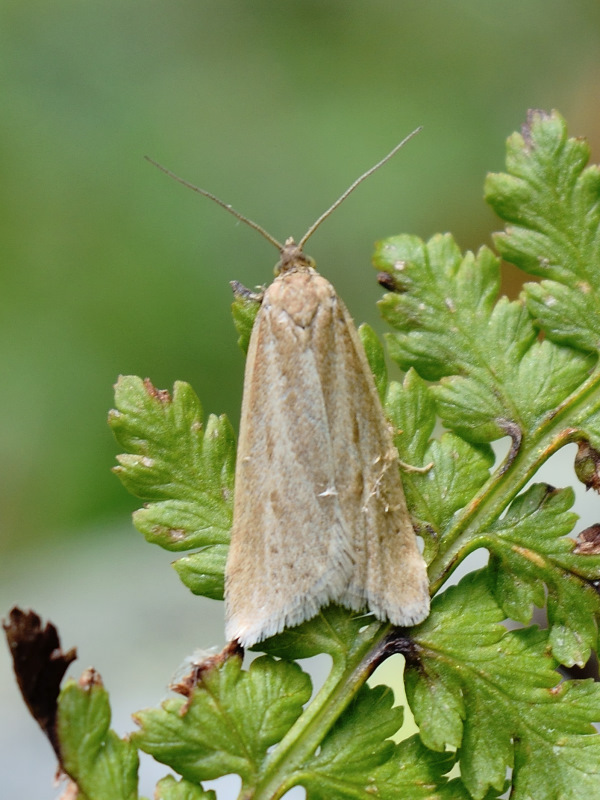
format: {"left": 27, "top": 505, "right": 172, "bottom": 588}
{"left": 2, "top": 1, "right": 600, "bottom": 797}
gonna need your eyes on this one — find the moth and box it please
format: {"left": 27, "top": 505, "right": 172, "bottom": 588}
{"left": 148, "top": 131, "right": 430, "bottom": 647}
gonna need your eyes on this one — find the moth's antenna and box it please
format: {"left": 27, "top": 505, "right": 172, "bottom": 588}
{"left": 297, "top": 126, "right": 422, "bottom": 249}
{"left": 144, "top": 156, "right": 284, "bottom": 252}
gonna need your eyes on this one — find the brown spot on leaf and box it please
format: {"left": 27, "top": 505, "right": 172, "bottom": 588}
{"left": 522, "top": 109, "right": 551, "bottom": 152}
{"left": 574, "top": 524, "right": 600, "bottom": 555}
{"left": 170, "top": 641, "right": 243, "bottom": 709}
{"left": 377, "top": 271, "right": 400, "bottom": 292}
{"left": 575, "top": 441, "right": 600, "bottom": 492}
{"left": 78, "top": 667, "right": 103, "bottom": 690}
{"left": 143, "top": 378, "right": 171, "bottom": 403}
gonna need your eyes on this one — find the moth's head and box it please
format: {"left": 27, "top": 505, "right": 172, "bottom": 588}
{"left": 275, "top": 237, "right": 316, "bottom": 275}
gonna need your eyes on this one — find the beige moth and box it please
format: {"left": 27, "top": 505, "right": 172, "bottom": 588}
{"left": 148, "top": 131, "right": 430, "bottom": 647}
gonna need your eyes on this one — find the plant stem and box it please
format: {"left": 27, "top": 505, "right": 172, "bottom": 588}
{"left": 428, "top": 364, "right": 600, "bottom": 593}
{"left": 250, "top": 624, "right": 390, "bottom": 799}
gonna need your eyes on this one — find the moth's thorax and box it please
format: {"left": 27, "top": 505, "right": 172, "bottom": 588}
{"left": 276, "top": 237, "right": 316, "bottom": 275}
{"left": 266, "top": 266, "right": 335, "bottom": 331}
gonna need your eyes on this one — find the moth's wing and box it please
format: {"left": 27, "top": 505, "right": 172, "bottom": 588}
{"left": 225, "top": 270, "right": 430, "bottom": 647}
{"left": 329, "top": 300, "right": 430, "bottom": 626}
{"left": 225, "top": 275, "right": 356, "bottom": 646}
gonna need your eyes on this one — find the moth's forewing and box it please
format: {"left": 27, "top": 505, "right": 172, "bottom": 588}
{"left": 225, "top": 268, "right": 429, "bottom": 647}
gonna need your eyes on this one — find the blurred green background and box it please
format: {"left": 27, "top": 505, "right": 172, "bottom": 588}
{"left": 2, "top": 1, "right": 600, "bottom": 797}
